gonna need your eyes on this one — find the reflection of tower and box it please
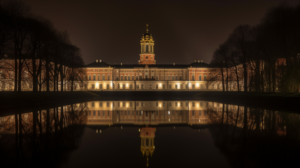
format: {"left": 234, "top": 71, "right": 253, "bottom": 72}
{"left": 139, "top": 24, "right": 156, "bottom": 65}
{"left": 140, "top": 127, "right": 156, "bottom": 167}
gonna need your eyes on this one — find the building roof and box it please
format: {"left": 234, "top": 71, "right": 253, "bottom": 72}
{"left": 85, "top": 61, "right": 217, "bottom": 69}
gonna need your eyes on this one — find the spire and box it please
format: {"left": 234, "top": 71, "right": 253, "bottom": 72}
{"left": 146, "top": 24, "right": 149, "bottom": 33}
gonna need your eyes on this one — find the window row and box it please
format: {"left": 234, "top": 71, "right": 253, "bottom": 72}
{"left": 89, "top": 74, "right": 110, "bottom": 80}
{"left": 191, "top": 74, "right": 207, "bottom": 81}
{"left": 90, "top": 101, "right": 208, "bottom": 108}
{"left": 90, "top": 83, "right": 224, "bottom": 90}
{"left": 115, "top": 75, "right": 184, "bottom": 80}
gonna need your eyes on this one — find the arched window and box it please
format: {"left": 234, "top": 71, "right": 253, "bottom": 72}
{"left": 146, "top": 45, "right": 149, "bottom": 52}
{"left": 199, "top": 75, "right": 202, "bottom": 81}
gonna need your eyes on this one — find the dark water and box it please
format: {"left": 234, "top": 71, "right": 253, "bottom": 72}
{"left": 1, "top": 100, "right": 299, "bottom": 168}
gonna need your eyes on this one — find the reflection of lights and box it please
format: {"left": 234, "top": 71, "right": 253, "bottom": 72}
{"left": 199, "top": 119, "right": 201, "bottom": 122}
{"left": 121, "top": 126, "right": 123, "bottom": 129}
{"left": 168, "top": 118, "right": 170, "bottom": 121}
{"left": 168, "top": 111, "right": 170, "bottom": 115}
{"left": 141, "top": 111, "right": 143, "bottom": 114}
{"left": 100, "top": 130, "right": 102, "bottom": 133}
{"left": 138, "top": 129, "right": 140, "bottom": 132}
{"left": 173, "top": 126, "right": 175, "bottom": 129}
{"left": 96, "top": 129, "right": 98, "bottom": 133}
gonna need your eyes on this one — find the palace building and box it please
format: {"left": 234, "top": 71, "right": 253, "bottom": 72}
{"left": 85, "top": 24, "right": 227, "bottom": 91}
{"left": 0, "top": 24, "right": 243, "bottom": 91}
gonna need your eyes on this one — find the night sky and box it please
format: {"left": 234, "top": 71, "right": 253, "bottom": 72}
{"left": 23, "top": 0, "right": 299, "bottom": 65}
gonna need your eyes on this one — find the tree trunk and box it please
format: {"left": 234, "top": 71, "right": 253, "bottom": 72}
{"left": 17, "top": 56, "right": 22, "bottom": 92}
{"left": 243, "top": 64, "right": 248, "bottom": 92}
{"left": 60, "top": 65, "right": 64, "bottom": 92}
{"left": 14, "top": 54, "right": 18, "bottom": 92}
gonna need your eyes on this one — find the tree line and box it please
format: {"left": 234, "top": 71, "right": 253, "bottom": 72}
{"left": 0, "top": 0, "right": 86, "bottom": 92}
{"left": 210, "top": 3, "right": 300, "bottom": 92}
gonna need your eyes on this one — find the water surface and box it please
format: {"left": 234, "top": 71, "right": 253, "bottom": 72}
{"left": 1, "top": 100, "right": 299, "bottom": 168}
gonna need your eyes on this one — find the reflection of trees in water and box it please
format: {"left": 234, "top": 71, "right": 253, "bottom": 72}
{"left": 207, "top": 104, "right": 300, "bottom": 167}
{"left": 0, "top": 103, "right": 88, "bottom": 168}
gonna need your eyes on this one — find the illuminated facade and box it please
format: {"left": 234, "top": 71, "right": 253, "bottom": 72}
{"left": 85, "top": 24, "right": 235, "bottom": 91}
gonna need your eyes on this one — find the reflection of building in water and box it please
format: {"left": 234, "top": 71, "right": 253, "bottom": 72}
{"left": 0, "top": 103, "right": 88, "bottom": 167}
{"left": 86, "top": 101, "right": 211, "bottom": 125}
{"left": 140, "top": 127, "right": 156, "bottom": 167}
{"left": 0, "top": 103, "right": 87, "bottom": 134}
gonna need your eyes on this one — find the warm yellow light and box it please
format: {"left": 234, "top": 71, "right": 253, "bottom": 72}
{"left": 159, "top": 83, "right": 162, "bottom": 87}
{"left": 196, "top": 83, "right": 199, "bottom": 87}
{"left": 126, "top": 83, "right": 128, "bottom": 87}
{"left": 159, "top": 104, "right": 161, "bottom": 107}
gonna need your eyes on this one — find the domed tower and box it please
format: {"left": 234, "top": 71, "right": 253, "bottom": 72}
{"left": 140, "top": 127, "right": 156, "bottom": 167}
{"left": 139, "top": 24, "right": 156, "bottom": 65}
